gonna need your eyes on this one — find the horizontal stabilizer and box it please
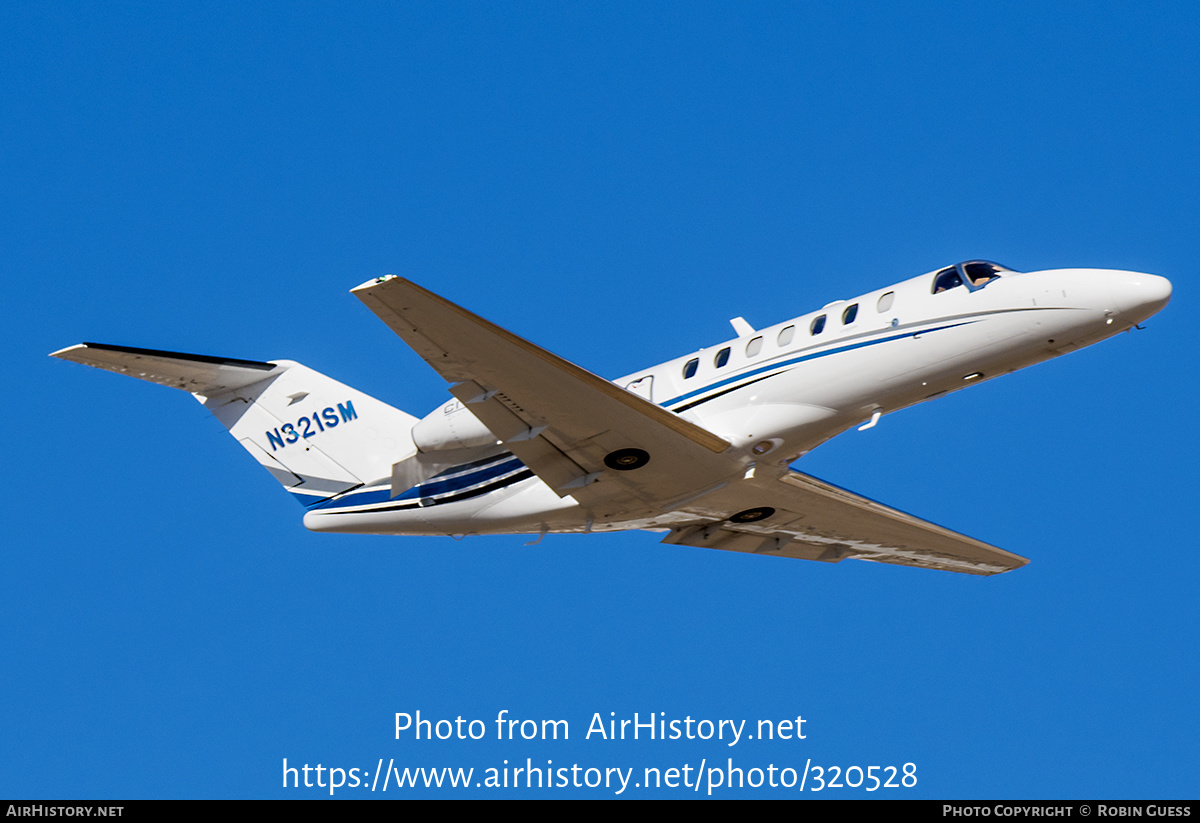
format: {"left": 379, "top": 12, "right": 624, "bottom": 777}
{"left": 50, "top": 343, "right": 283, "bottom": 395}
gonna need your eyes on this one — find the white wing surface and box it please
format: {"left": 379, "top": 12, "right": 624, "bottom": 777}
{"left": 352, "top": 276, "right": 736, "bottom": 519}
{"left": 662, "top": 470, "right": 1029, "bottom": 575}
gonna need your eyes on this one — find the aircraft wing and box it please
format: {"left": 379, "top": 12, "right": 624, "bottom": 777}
{"left": 352, "top": 276, "right": 736, "bottom": 519}
{"left": 661, "top": 469, "right": 1028, "bottom": 575}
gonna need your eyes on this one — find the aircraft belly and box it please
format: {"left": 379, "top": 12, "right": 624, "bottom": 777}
{"left": 464, "top": 478, "right": 582, "bottom": 528}
{"left": 303, "top": 473, "right": 590, "bottom": 537}
{"left": 872, "top": 314, "right": 1021, "bottom": 382}
{"left": 303, "top": 505, "right": 437, "bottom": 535}
{"left": 694, "top": 402, "right": 844, "bottom": 454}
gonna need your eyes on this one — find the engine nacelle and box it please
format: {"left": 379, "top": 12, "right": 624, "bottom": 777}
{"left": 411, "top": 399, "right": 499, "bottom": 452}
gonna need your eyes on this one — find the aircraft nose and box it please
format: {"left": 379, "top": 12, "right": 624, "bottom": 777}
{"left": 1109, "top": 270, "right": 1172, "bottom": 324}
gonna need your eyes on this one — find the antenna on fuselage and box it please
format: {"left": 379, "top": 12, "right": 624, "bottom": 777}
{"left": 729, "top": 317, "right": 754, "bottom": 337}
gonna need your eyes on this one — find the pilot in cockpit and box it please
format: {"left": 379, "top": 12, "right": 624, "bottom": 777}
{"left": 933, "top": 261, "right": 1011, "bottom": 293}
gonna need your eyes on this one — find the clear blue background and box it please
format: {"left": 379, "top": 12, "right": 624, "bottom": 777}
{"left": 3, "top": 1, "right": 1195, "bottom": 798}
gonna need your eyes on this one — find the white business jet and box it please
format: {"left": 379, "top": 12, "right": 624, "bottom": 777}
{"left": 52, "top": 261, "right": 1171, "bottom": 575}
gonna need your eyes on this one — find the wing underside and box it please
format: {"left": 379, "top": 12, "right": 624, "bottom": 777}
{"left": 663, "top": 470, "right": 1028, "bottom": 575}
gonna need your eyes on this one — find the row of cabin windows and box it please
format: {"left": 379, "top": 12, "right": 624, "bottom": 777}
{"left": 680, "top": 291, "right": 895, "bottom": 379}
{"left": 680, "top": 264, "right": 1011, "bottom": 379}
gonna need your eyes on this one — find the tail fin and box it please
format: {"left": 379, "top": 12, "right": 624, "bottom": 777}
{"left": 51, "top": 343, "right": 419, "bottom": 507}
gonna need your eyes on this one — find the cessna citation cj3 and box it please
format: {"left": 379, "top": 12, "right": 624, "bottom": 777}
{"left": 52, "top": 261, "right": 1171, "bottom": 575}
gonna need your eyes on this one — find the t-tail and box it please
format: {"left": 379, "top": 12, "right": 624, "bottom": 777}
{"left": 50, "top": 343, "right": 419, "bottom": 507}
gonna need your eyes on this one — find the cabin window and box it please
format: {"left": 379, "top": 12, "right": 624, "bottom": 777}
{"left": 877, "top": 291, "right": 894, "bottom": 312}
{"left": 842, "top": 304, "right": 858, "bottom": 325}
{"left": 777, "top": 325, "right": 795, "bottom": 346}
{"left": 810, "top": 315, "right": 826, "bottom": 335}
{"left": 745, "top": 336, "right": 763, "bottom": 357}
{"left": 714, "top": 347, "right": 731, "bottom": 368}
{"left": 682, "top": 358, "right": 699, "bottom": 379}
{"left": 932, "top": 267, "right": 963, "bottom": 293}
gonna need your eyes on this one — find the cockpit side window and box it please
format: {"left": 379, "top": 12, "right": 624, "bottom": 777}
{"left": 683, "top": 358, "right": 699, "bottom": 379}
{"left": 934, "top": 260, "right": 1015, "bottom": 294}
{"left": 963, "top": 261, "right": 1003, "bottom": 288}
{"left": 932, "top": 267, "right": 963, "bottom": 294}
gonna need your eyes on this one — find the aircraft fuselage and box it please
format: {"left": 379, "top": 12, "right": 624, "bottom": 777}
{"left": 301, "top": 264, "right": 1171, "bottom": 539}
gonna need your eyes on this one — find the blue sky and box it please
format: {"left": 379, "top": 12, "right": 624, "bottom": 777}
{"left": 3, "top": 2, "right": 1197, "bottom": 798}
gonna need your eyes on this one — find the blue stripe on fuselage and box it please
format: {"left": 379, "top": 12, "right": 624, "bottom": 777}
{"left": 291, "top": 320, "right": 975, "bottom": 513}
{"left": 306, "top": 455, "right": 526, "bottom": 512}
{"left": 658, "top": 320, "right": 974, "bottom": 409}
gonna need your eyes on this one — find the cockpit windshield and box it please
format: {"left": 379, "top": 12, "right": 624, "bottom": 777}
{"left": 932, "top": 260, "right": 1017, "bottom": 294}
